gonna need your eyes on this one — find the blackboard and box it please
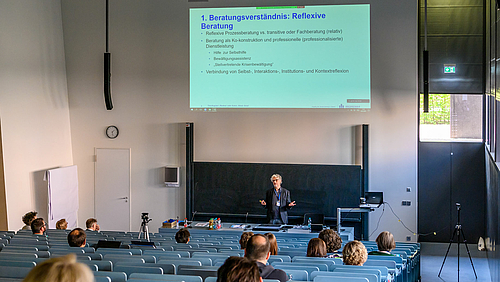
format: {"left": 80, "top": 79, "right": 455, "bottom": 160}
{"left": 193, "top": 162, "right": 362, "bottom": 222}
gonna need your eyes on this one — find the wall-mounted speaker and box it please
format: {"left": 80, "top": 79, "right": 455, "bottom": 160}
{"left": 104, "top": 52, "right": 113, "bottom": 110}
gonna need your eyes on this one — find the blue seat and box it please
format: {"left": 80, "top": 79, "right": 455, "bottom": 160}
{"left": 329, "top": 266, "right": 386, "bottom": 282}
{"left": 164, "top": 257, "right": 211, "bottom": 266}
{"left": 77, "top": 253, "right": 102, "bottom": 260}
{"left": 367, "top": 256, "right": 404, "bottom": 282}
{"left": 273, "top": 262, "right": 328, "bottom": 271}
{"left": 315, "top": 277, "right": 369, "bottom": 282}
{"left": 0, "top": 254, "right": 38, "bottom": 261}
{"left": 283, "top": 269, "right": 308, "bottom": 281}
{"left": 0, "top": 266, "right": 32, "bottom": 279}
{"left": 314, "top": 272, "right": 379, "bottom": 282}
{"left": 81, "top": 260, "right": 113, "bottom": 271}
{"left": 269, "top": 255, "right": 292, "bottom": 263}
{"left": 98, "top": 248, "right": 142, "bottom": 255}
{"left": 94, "top": 276, "right": 111, "bottom": 282}
{"left": 113, "top": 265, "right": 163, "bottom": 276}
{"left": 363, "top": 260, "right": 398, "bottom": 279}
{"left": 273, "top": 265, "right": 320, "bottom": 277}
{"left": 93, "top": 271, "right": 127, "bottom": 282}
{"left": 177, "top": 266, "right": 218, "bottom": 280}
{"left": 278, "top": 250, "right": 307, "bottom": 258}
{"left": 3, "top": 245, "right": 49, "bottom": 251}
{"left": 143, "top": 250, "right": 180, "bottom": 258}
{"left": 268, "top": 257, "right": 283, "bottom": 264}
{"left": 205, "top": 277, "right": 217, "bottom": 282}
{"left": 157, "top": 258, "right": 203, "bottom": 270}
{"left": 0, "top": 250, "right": 49, "bottom": 258}
{"left": 129, "top": 273, "right": 203, "bottom": 282}
{"left": 0, "top": 261, "right": 36, "bottom": 268}
{"left": 114, "top": 262, "right": 175, "bottom": 274}
{"left": 217, "top": 249, "right": 244, "bottom": 256}
{"left": 192, "top": 253, "right": 229, "bottom": 264}
{"left": 50, "top": 250, "right": 86, "bottom": 256}
{"left": 294, "top": 258, "right": 338, "bottom": 270}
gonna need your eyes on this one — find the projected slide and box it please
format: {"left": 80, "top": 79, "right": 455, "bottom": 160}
{"left": 190, "top": 5, "right": 370, "bottom": 109}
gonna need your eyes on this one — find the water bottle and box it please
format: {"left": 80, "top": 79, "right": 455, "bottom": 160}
{"left": 184, "top": 218, "right": 188, "bottom": 228}
{"left": 308, "top": 217, "right": 312, "bottom": 230}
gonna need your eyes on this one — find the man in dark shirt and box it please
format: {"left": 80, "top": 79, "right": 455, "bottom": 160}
{"left": 31, "top": 218, "right": 46, "bottom": 235}
{"left": 245, "top": 234, "right": 288, "bottom": 282}
{"left": 260, "top": 174, "right": 296, "bottom": 224}
{"left": 68, "top": 228, "right": 87, "bottom": 247}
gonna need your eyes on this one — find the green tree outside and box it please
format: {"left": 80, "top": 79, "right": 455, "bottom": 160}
{"left": 420, "top": 94, "right": 450, "bottom": 125}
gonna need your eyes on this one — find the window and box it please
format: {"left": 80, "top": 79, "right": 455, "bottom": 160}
{"left": 420, "top": 94, "right": 482, "bottom": 141}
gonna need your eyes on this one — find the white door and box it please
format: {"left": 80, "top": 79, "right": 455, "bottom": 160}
{"left": 95, "top": 148, "right": 131, "bottom": 231}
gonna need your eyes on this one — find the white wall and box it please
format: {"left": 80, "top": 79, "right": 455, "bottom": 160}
{"left": 0, "top": 0, "right": 73, "bottom": 230}
{"left": 61, "top": 0, "right": 417, "bottom": 241}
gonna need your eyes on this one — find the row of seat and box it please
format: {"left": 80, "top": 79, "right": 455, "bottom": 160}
{"left": 0, "top": 229, "right": 420, "bottom": 282}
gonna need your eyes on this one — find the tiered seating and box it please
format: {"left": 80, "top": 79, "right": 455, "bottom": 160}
{"left": 0, "top": 228, "right": 420, "bottom": 282}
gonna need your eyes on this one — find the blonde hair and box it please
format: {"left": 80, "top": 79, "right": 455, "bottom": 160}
{"left": 376, "top": 231, "right": 396, "bottom": 252}
{"left": 342, "top": 240, "right": 368, "bottom": 266}
{"left": 22, "top": 254, "right": 93, "bottom": 282}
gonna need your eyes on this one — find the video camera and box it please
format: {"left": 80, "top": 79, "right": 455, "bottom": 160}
{"left": 141, "top": 212, "right": 152, "bottom": 223}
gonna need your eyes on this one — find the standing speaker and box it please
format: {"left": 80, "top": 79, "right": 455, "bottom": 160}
{"left": 104, "top": 52, "right": 113, "bottom": 110}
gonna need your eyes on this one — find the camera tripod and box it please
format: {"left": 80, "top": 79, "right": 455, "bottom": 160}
{"left": 138, "top": 220, "right": 149, "bottom": 241}
{"left": 438, "top": 203, "right": 477, "bottom": 282}
{"left": 138, "top": 213, "right": 152, "bottom": 241}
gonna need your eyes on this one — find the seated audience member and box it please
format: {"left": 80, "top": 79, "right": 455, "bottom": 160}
{"left": 31, "top": 218, "right": 46, "bottom": 235}
{"left": 239, "top": 231, "right": 254, "bottom": 250}
{"left": 56, "top": 218, "right": 68, "bottom": 230}
{"left": 217, "top": 256, "right": 262, "bottom": 282}
{"left": 319, "top": 229, "right": 342, "bottom": 257}
{"left": 307, "top": 238, "right": 327, "bottom": 257}
{"left": 175, "top": 228, "right": 190, "bottom": 243}
{"left": 85, "top": 218, "right": 99, "bottom": 231}
{"left": 369, "top": 231, "right": 396, "bottom": 256}
{"left": 21, "top": 211, "right": 37, "bottom": 230}
{"left": 22, "top": 253, "right": 94, "bottom": 282}
{"left": 342, "top": 240, "right": 368, "bottom": 266}
{"left": 68, "top": 228, "right": 87, "bottom": 247}
{"left": 245, "top": 234, "right": 288, "bottom": 282}
{"left": 265, "top": 233, "right": 278, "bottom": 255}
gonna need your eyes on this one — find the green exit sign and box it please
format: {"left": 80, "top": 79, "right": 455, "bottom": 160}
{"left": 444, "top": 64, "right": 456, "bottom": 74}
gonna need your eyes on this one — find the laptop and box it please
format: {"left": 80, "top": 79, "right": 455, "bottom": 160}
{"left": 95, "top": 240, "right": 122, "bottom": 250}
{"left": 360, "top": 192, "right": 384, "bottom": 208}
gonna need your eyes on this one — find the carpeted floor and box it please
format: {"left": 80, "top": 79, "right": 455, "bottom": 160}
{"left": 420, "top": 242, "right": 491, "bottom": 282}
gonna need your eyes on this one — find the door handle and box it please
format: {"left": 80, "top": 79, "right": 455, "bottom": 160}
{"left": 119, "top": 197, "right": 128, "bottom": 202}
